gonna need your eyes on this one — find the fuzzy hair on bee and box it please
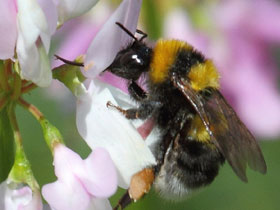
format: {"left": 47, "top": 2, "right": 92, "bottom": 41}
{"left": 107, "top": 22, "right": 267, "bottom": 209}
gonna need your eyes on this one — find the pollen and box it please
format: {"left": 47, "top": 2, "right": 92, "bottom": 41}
{"left": 150, "top": 39, "right": 192, "bottom": 83}
{"left": 188, "top": 60, "right": 220, "bottom": 91}
{"left": 84, "top": 61, "right": 94, "bottom": 71}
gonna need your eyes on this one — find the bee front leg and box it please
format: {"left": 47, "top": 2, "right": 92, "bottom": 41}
{"left": 128, "top": 80, "right": 148, "bottom": 101}
{"left": 106, "top": 101, "right": 160, "bottom": 120}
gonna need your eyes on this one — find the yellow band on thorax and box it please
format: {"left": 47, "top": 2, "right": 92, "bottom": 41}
{"left": 149, "top": 39, "right": 192, "bottom": 84}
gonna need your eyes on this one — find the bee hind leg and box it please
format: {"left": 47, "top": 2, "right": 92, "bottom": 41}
{"left": 114, "top": 168, "right": 155, "bottom": 210}
{"left": 113, "top": 191, "right": 132, "bottom": 210}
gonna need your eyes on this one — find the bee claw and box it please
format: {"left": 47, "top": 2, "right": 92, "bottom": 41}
{"left": 106, "top": 101, "right": 127, "bottom": 116}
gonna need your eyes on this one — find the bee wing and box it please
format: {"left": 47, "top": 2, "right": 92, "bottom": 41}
{"left": 172, "top": 75, "right": 267, "bottom": 182}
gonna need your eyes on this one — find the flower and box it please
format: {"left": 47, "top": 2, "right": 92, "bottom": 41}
{"left": 0, "top": 0, "right": 101, "bottom": 87}
{"left": 76, "top": 79, "right": 156, "bottom": 188}
{"left": 0, "top": 179, "right": 42, "bottom": 210}
{"left": 75, "top": 0, "right": 156, "bottom": 189}
{"left": 164, "top": 0, "right": 280, "bottom": 138}
{"left": 0, "top": 0, "right": 55, "bottom": 87}
{"left": 82, "top": 0, "right": 143, "bottom": 78}
{"left": 42, "top": 144, "right": 117, "bottom": 210}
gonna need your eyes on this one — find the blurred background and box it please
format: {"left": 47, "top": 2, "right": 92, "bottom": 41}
{"left": 18, "top": 0, "right": 280, "bottom": 209}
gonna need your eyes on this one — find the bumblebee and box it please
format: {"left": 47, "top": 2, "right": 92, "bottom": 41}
{"left": 57, "top": 22, "right": 267, "bottom": 209}
{"left": 103, "top": 22, "right": 267, "bottom": 210}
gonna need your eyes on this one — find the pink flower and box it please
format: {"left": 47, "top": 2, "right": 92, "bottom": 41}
{"left": 164, "top": 0, "right": 280, "bottom": 138}
{"left": 0, "top": 0, "right": 101, "bottom": 87}
{"left": 42, "top": 145, "right": 117, "bottom": 210}
{"left": 0, "top": 180, "right": 42, "bottom": 210}
{"left": 0, "top": 0, "right": 55, "bottom": 87}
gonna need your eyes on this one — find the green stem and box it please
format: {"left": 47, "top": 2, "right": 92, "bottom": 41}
{"left": 7, "top": 103, "right": 22, "bottom": 146}
{"left": 17, "top": 98, "right": 64, "bottom": 152}
{"left": 11, "top": 73, "right": 22, "bottom": 100}
{"left": 17, "top": 98, "right": 44, "bottom": 121}
{"left": 21, "top": 83, "right": 37, "bottom": 94}
{"left": 0, "top": 61, "right": 10, "bottom": 92}
{"left": 7, "top": 103, "right": 39, "bottom": 189}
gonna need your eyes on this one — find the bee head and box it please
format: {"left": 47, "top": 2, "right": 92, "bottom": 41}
{"left": 106, "top": 22, "right": 152, "bottom": 81}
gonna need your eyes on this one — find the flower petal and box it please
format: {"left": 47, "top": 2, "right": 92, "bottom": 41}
{"left": 51, "top": 18, "right": 99, "bottom": 68}
{"left": 52, "top": 144, "right": 84, "bottom": 180}
{"left": 76, "top": 79, "right": 156, "bottom": 188}
{"left": 42, "top": 178, "right": 90, "bottom": 210}
{"left": 81, "top": 147, "right": 117, "bottom": 198}
{"left": 44, "top": 145, "right": 117, "bottom": 209}
{"left": 17, "top": 40, "right": 51, "bottom": 87}
{"left": 55, "top": 0, "right": 99, "bottom": 24}
{"left": 17, "top": 0, "right": 48, "bottom": 49}
{"left": 37, "top": 0, "right": 58, "bottom": 52}
{"left": 16, "top": 0, "right": 52, "bottom": 87}
{"left": 37, "top": 0, "right": 58, "bottom": 36}
{"left": 88, "top": 198, "right": 112, "bottom": 210}
{"left": 43, "top": 145, "right": 91, "bottom": 210}
{"left": 83, "top": 0, "right": 142, "bottom": 78}
{"left": 0, "top": 0, "right": 17, "bottom": 59}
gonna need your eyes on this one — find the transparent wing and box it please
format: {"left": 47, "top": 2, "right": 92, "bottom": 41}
{"left": 172, "top": 75, "right": 267, "bottom": 182}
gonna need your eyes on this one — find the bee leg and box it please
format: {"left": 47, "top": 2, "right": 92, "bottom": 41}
{"left": 114, "top": 168, "right": 155, "bottom": 210}
{"left": 107, "top": 101, "right": 159, "bottom": 120}
{"left": 128, "top": 80, "right": 147, "bottom": 101}
{"left": 129, "top": 168, "right": 155, "bottom": 200}
{"left": 113, "top": 191, "right": 132, "bottom": 210}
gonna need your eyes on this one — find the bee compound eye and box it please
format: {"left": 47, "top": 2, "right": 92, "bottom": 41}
{"left": 120, "top": 52, "right": 143, "bottom": 67}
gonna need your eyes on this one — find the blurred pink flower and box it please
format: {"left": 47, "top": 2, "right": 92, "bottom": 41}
{"left": 164, "top": 0, "right": 280, "bottom": 138}
{"left": 0, "top": 180, "right": 42, "bottom": 210}
{"left": 42, "top": 144, "right": 117, "bottom": 210}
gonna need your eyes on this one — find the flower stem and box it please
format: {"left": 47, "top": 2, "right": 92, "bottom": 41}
{"left": 7, "top": 103, "right": 39, "bottom": 189}
{"left": 21, "top": 83, "right": 37, "bottom": 94}
{"left": 17, "top": 98, "right": 64, "bottom": 152}
{"left": 7, "top": 103, "right": 22, "bottom": 146}
{"left": 17, "top": 98, "right": 44, "bottom": 121}
{"left": 11, "top": 72, "right": 22, "bottom": 100}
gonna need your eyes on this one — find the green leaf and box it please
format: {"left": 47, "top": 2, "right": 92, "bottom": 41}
{"left": 0, "top": 107, "right": 15, "bottom": 182}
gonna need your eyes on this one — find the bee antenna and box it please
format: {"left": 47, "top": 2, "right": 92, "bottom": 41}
{"left": 136, "top": 29, "right": 147, "bottom": 41}
{"left": 115, "top": 22, "right": 138, "bottom": 41}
